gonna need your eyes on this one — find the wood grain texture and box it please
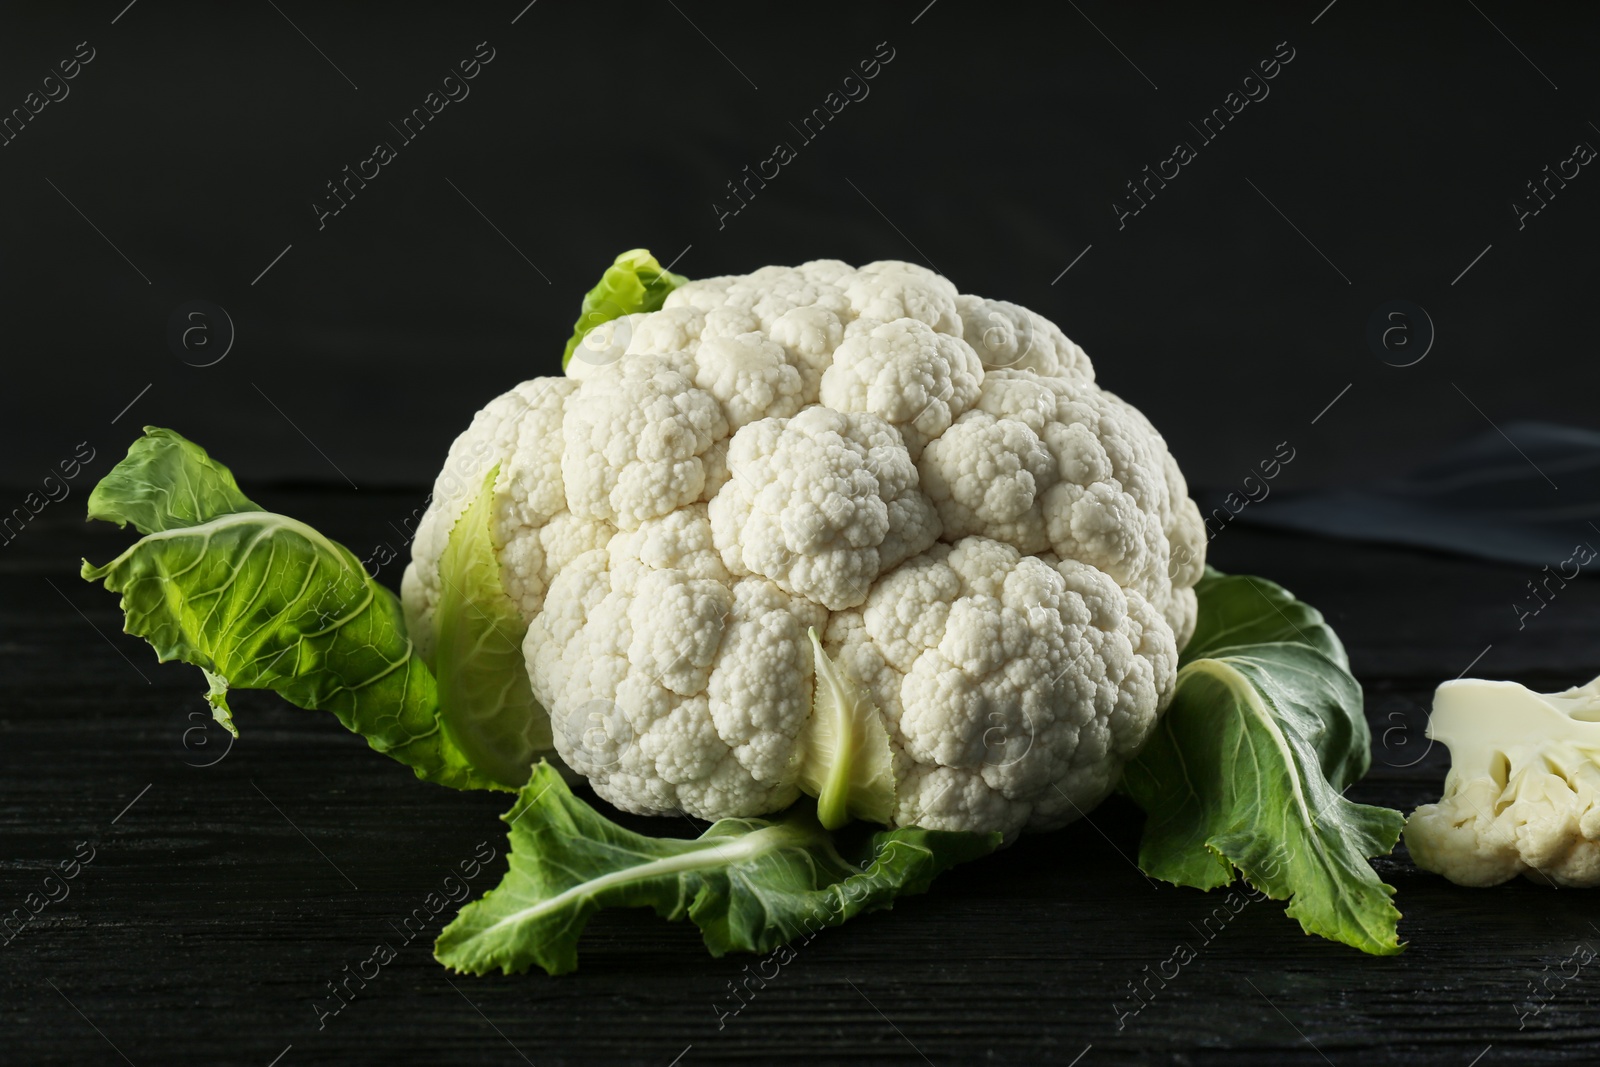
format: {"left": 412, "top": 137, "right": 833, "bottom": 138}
{"left": 4, "top": 490, "right": 1598, "bottom": 1066}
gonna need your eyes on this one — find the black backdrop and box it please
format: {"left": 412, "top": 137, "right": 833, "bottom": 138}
{"left": 2, "top": 1, "right": 1596, "bottom": 495}
{"left": 8, "top": 7, "right": 1600, "bottom": 1065}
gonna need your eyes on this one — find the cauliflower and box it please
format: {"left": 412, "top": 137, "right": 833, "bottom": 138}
{"left": 1406, "top": 674, "right": 1600, "bottom": 887}
{"left": 401, "top": 256, "right": 1206, "bottom": 838}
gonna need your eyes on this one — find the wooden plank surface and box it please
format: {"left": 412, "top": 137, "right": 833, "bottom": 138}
{"left": 4, "top": 489, "right": 1597, "bottom": 1066}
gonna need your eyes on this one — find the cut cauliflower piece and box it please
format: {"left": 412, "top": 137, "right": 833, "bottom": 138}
{"left": 402, "top": 257, "right": 1207, "bottom": 835}
{"left": 1406, "top": 674, "right": 1600, "bottom": 887}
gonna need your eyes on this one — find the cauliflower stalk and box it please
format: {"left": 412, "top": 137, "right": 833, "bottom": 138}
{"left": 401, "top": 251, "right": 1206, "bottom": 838}
{"left": 1406, "top": 674, "right": 1600, "bottom": 887}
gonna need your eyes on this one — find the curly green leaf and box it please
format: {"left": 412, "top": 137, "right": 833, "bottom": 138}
{"left": 432, "top": 465, "right": 553, "bottom": 787}
{"left": 435, "top": 763, "right": 998, "bottom": 975}
{"left": 1123, "top": 569, "right": 1405, "bottom": 955}
{"left": 561, "top": 248, "right": 687, "bottom": 368}
{"left": 80, "top": 427, "right": 499, "bottom": 791}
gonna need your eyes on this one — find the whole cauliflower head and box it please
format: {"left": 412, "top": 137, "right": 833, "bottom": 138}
{"left": 1406, "top": 675, "right": 1600, "bottom": 887}
{"left": 403, "top": 258, "right": 1206, "bottom": 838}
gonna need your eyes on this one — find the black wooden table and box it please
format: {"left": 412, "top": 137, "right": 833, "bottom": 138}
{"left": 6, "top": 487, "right": 1598, "bottom": 1066}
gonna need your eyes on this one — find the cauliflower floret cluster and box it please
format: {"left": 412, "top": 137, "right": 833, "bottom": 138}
{"left": 1406, "top": 675, "right": 1600, "bottom": 887}
{"left": 403, "top": 259, "right": 1205, "bottom": 838}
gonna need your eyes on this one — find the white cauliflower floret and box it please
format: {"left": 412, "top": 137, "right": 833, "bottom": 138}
{"left": 561, "top": 354, "right": 727, "bottom": 530}
{"left": 624, "top": 305, "right": 705, "bottom": 358}
{"left": 709, "top": 406, "right": 939, "bottom": 611}
{"left": 921, "top": 369, "right": 1204, "bottom": 648}
{"left": 402, "top": 257, "right": 1206, "bottom": 836}
{"left": 842, "top": 261, "right": 964, "bottom": 336}
{"left": 919, "top": 410, "right": 1056, "bottom": 555}
{"left": 692, "top": 333, "right": 806, "bottom": 430}
{"left": 1406, "top": 675, "right": 1600, "bottom": 887}
{"left": 955, "top": 294, "right": 1093, "bottom": 381}
{"left": 526, "top": 520, "right": 824, "bottom": 819}
{"left": 827, "top": 538, "right": 1175, "bottom": 838}
{"left": 820, "top": 318, "right": 984, "bottom": 458}
{"left": 768, "top": 305, "right": 844, "bottom": 403}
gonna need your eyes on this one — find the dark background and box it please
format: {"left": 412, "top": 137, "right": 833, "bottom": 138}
{"left": 5, "top": 3, "right": 1600, "bottom": 1066}
{"left": 2, "top": 0, "right": 1594, "bottom": 493}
